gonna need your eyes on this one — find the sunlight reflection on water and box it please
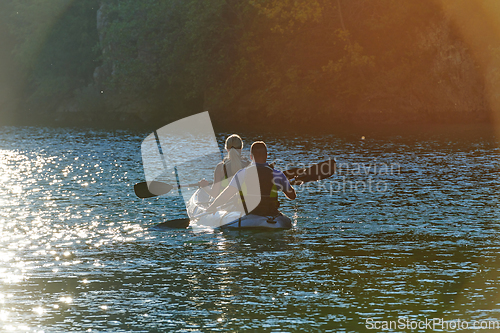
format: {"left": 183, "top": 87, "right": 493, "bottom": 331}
{"left": 0, "top": 126, "right": 497, "bottom": 331}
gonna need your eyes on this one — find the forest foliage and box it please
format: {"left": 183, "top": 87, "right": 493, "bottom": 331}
{"left": 0, "top": 0, "right": 494, "bottom": 129}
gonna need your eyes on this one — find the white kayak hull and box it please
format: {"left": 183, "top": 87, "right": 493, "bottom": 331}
{"left": 186, "top": 189, "right": 292, "bottom": 229}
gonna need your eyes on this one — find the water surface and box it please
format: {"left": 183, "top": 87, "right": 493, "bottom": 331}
{"left": 0, "top": 126, "right": 499, "bottom": 332}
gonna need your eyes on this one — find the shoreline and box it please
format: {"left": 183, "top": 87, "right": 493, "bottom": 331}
{"left": 1, "top": 115, "right": 497, "bottom": 141}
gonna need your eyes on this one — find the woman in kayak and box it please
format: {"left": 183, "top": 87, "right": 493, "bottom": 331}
{"left": 198, "top": 134, "right": 249, "bottom": 197}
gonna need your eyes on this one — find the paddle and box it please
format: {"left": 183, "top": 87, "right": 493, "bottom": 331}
{"left": 134, "top": 163, "right": 277, "bottom": 199}
{"left": 135, "top": 158, "right": 336, "bottom": 198}
{"left": 150, "top": 158, "right": 336, "bottom": 228}
{"left": 152, "top": 218, "right": 190, "bottom": 229}
{"left": 134, "top": 181, "right": 210, "bottom": 199}
{"left": 285, "top": 158, "right": 336, "bottom": 185}
{"left": 154, "top": 200, "right": 239, "bottom": 229}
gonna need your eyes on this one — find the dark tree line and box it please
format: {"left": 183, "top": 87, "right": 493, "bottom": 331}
{"left": 0, "top": 0, "right": 493, "bottom": 130}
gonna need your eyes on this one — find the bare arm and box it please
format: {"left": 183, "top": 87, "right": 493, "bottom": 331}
{"left": 207, "top": 184, "right": 238, "bottom": 211}
{"left": 283, "top": 185, "right": 296, "bottom": 200}
{"left": 200, "top": 164, "right": 224, "bottom": 197}
{"left": 276, "top": 172, "right": 296, "bottom": 200}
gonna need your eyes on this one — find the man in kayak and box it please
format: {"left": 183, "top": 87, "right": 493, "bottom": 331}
{"left": 206, "top": 141, "right": 296, "bottom": 216}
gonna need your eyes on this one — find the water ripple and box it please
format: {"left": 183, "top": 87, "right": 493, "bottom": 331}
{"left": 0, "top": 126, "right": 497, "bottom": 331}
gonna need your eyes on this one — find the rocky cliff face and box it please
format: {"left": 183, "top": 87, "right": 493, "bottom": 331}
{"left": 83, "top": 2, "right": 152, "bottom": 126}
{"left": 94, "top": 2, "right": 113, "bottom": 90}
{"left": 48, "top": 0, "right": 492, "bottom": 129}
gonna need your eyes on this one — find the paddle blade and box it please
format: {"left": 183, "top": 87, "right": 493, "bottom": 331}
{"left": 294, "top": 158, "right": 336, "bottom": 183}
{"left": 283, "top": 166, "right": 303, "bottom": 179}
{"left": 134, "top": 181, "right": 174, "bottom": 198}
{"left": 152, "top": 218, "right": 190, "bottom": 229}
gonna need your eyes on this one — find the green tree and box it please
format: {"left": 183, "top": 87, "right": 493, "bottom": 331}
{"left": 6, "top": 0, "right": 100, "bottom": 116}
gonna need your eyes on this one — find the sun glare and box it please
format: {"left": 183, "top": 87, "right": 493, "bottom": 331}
{"left": 438, "top": 0, "right": 500, "bottom": 138}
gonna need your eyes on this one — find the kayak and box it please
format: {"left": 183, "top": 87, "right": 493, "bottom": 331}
{"left": 186, "top": 189, "right": 292, "bottom": 230}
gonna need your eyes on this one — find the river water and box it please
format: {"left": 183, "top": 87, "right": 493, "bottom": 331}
{"left": 0, "top": 126, "right": 498, "bottom": 332}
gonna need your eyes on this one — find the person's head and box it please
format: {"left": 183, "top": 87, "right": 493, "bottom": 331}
{"left": 225, "top": 134, "right": 243, "bottom": 151}
{"left": 250, "top": 141, "right": 267, "bottom": 164}
{"left": 225, "top": 134, "right": 243, "bottom": 175}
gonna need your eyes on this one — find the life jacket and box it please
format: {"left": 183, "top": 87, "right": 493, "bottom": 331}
{"left": 235, "top": 163, "right": 279, "bottom": 216}
{"left": 220, "top": 158, "right": 249, "bottom": 195}
{"left": 221, "top": 163, "right": 230, "bottom": 190}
